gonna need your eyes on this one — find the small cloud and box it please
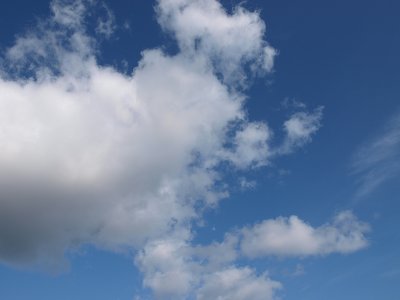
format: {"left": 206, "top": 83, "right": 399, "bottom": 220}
{"left": 240, "top": 211, "right": 369, "bottom": 258}
{"left": 274, "top": 106, "right": 323, "bottom": 155}
{"left": 239, "top": 177, "right": 257, "bottom": 190}
{"left": 281, "top": 97, "right": 307, "bottom": 110}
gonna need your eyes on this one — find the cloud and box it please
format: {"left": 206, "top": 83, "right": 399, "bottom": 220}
{"left": 0, "top": 0, "right": 280, "bottom": 267}
{"left": 156, "top": 0, "right": 277, "bottom": 85}
{"left": 136, "top": 234, "right": 281, "bottom": 300}
{"left": 276, "top": 107, "right": 323, "bottom": 155}
{"left": 135, "top": 211, "right": 367, "bottom": 298}
{"left": 225, "top": 122, "right": 272, "bottom": 169}
{"left": 136, "top": 236, "right": 195, "bottom": 299}
{"left": 95, "top": 3, "right": 116, "bottom": 38}
{"left": 240, "top": 211, "right": 369, "bottom": 258}
{"left": 351, "top": 110, "right": 400, "bottom": 198}
{"left": 281, "top": 97, "right": 307, "bottom": 110}
{"left": 0, "top": 0, "right": 357, "bottom": 299}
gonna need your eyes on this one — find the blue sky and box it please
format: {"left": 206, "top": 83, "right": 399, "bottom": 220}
{"left": 0, "top": 0, "right": 399, "bottom": 299}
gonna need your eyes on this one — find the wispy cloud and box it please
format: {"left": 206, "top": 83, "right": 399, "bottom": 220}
{"left": 351, "top": 111, "right": 400, "bottom": 198}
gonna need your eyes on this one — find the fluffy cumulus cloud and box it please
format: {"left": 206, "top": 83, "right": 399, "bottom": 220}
{"left": 135, "top": 233, "right": 282, "bottom": 300}
{"left": 156, "top": 0, "right": 277, "bottom": 85}
{"left": 0, "top": 0, "right": 367, "bottom": 298}
{"left": 240, "top": 211, "right": 369, "bottom": 258}
{"left": 0, "top": 0, "right": 249, "bottom": 266}
{"left": 277, "top": 107, "right": 323, "bottom": 155}
{"left": 135, "top": 211, "right": 368, "bottom": 299}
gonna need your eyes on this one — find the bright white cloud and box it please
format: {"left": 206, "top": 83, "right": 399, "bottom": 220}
{"left": 136, "top": 236, "right": 195, "bottom": 299}
{"left": 0, "top": 0, "right": 281, "bottom": 267}
{"left": 136, "top": 234, "right": 281, "bottom": 300}
{"left": 135, "top": 210, "right": 369, "bottom": 298}
{"left": 225, "top": 122, "right": 271, "bottom": 169}
{"left": 156, "top": 0, "right": 276, "bottom": 85}
{"left": 276, "top": 107, "right": 323, "bottom": 155}
{"left": 241, "top": 211, "right": 369, "bottom": 258}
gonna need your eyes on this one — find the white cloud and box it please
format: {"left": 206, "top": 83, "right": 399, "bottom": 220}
{"left": 136, "top": 236, "right": 195, "bottom": 299}
{"left": 134, "top": 210, "right": 369, "bottom": 299}
{"left": 156, "top": 0, "right": 276, "bottom": 85}
{"left": 276, "top": 107, "right": 323, "bottom": 155}
{"left": 225, "top": 122, "right": 271, "bottom": 169}
{"left": 51, "top": 0, "right": 86, "bottom": 27}
{"left": 241, "top": 211, "right": 369, "bottom": 258}
{"left": 0, "top": 0, "right": 278, "bottom": 268}
{"left": 136, "top": 235, "right": 281, "bottom": 300}
{"left": 351, "top": 111, "right": 400, "bottom": 198}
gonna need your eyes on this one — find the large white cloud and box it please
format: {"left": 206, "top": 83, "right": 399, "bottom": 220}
{"left": 0, "top": 0, "right": 281, "bottom": 266}
{"left": 0, "top": 0, "right": 250, "bottom": 265}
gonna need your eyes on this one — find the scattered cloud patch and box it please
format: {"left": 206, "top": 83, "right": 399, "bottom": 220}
{"left": 239, "top": 177, "right": 257, "bottom": 190}
{"left": 281, "top": 97, "right": 307, "bottom": 110}
{"left": 95, "top": 3, "right": 117, "bottom": 39}
{"left": 277, "top": 107, "right": 323, "bottom": 155}
{"left": 225, "top": 122, "right": 271, "bottom": 169}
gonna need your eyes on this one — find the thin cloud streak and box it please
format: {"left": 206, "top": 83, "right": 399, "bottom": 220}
{"left": 351, "top": 110, "right": 400, "bottom": 199}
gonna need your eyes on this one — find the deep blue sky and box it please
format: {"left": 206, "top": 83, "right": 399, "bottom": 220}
{"left": 0, "top": 0, "right": 399, "bottom": 299}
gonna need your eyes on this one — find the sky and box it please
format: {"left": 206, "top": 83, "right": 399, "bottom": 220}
{"left": 0, "top": 0, "right": 399, "bottom": 299}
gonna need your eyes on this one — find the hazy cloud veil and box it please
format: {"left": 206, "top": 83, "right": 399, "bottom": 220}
{"left": 0, "top": 0, "right": 368, "bottom": 299}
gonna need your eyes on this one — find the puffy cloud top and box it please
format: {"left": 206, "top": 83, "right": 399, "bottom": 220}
{"left": 241, "top": 211, "right": 369, "bottom": 258}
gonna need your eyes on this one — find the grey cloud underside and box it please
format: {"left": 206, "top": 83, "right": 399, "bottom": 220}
{"left": 0, "top": 0, "right": 366, "bottom": 299}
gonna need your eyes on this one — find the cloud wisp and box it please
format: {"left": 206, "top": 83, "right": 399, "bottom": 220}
{"left": 0, "top": 0, "right": 367, "bottom": 299}
{"left": 351, "top": 110, "right": 400, "bottom": 198}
